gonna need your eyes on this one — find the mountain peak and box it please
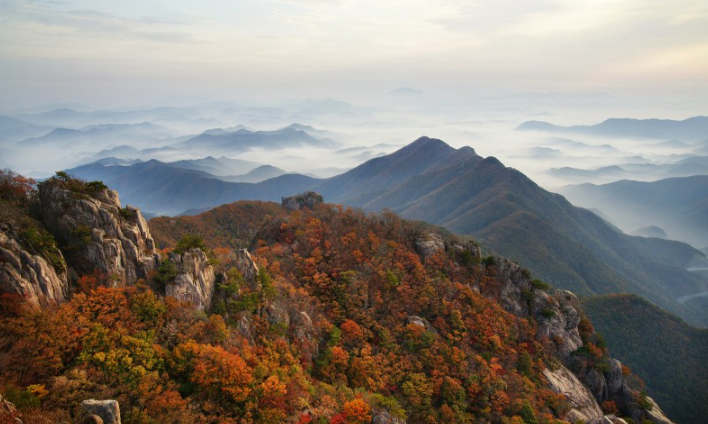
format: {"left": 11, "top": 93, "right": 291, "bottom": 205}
{"left": 406, "top": 136, "right": 452, "bottom": 151}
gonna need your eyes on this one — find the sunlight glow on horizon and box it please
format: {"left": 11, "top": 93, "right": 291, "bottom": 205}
{"left": 1, "top": 0, "right": 707, "bottom": 109}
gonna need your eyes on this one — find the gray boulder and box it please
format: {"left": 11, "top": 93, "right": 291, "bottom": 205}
{"left": 81, "top": 399, "right": 120, "bottom": 424}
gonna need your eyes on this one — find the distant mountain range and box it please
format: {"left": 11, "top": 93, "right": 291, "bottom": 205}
{"left": 560, "top": 176, "right": 708, "bottom": 250}
{"left": 177, "top": 126, "right": 337, "bottom": 154}
{"left": 67, "top": 159, "right": 319, "bottom": 215}
{"left": 167, "top": 156, "right": 262, "bottom": 176}
{"left": 20, "top": 122, "right": 172, "bottom": 148}
{"left": 549, "top": 156, "right": 708, "bottom": 183}
{"left": 68, "top": 136, "right": 708, "bottom": 327}
{"left": 0, "top": 115, "right": 53, "bottom": 144}
{"left": 517, "top": 116, "right": 708, "bottom": 140}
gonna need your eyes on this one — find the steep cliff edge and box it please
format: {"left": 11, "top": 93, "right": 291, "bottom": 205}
{"left": 165, "top": 248, "right": 217, "bottom": 310}
{"left": 0, "top": 222, "right": 68, "bottom": 306}
{"left": 37, "top": 177, "right": 159, "bottom": 285}
{"left": 474, "top": 253, "right": 675, "bottom": 424}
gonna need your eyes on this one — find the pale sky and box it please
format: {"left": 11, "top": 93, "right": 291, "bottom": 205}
{"left": 1, "top": 0, "right": 708, "bottom": 109}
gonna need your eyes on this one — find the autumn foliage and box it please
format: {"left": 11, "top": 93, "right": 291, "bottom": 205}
{"left": 1, "top": 200, "right": 581, "bottom": 423}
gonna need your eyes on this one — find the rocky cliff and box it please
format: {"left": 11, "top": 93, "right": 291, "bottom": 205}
{"left": 473, "top": 253, "right": 675, "bottom": 424}
{"left": 411, "top": 231, "right": 674, "bottom": 424}
{"left": 38, "top": 179, "right": 159, "bottom": 285}
{"left": 165, "top": 248, "right": 217, "bottom": 310}
{"left": 0, "top": 223, "right": 69, "bottom": 306}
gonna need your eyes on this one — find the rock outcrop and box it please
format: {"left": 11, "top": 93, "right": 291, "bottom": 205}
{"left": 165, "top": 248, "right": 216, "bottom": 310}
{"left": 543, "top": 365, "right": 604, "bottom": 422}
{"left": 414, "top": 232, "right": 481, "bottom": 262}
{"left": 234, "top": 248, "right": 259, "bottom": 288}
{"left": 38, "top": 181, "right": 159, "bottom": 286}
{"left": 482, "top": 255, "right": 677, "bottom": 424}
{"left": 281, "top": 191, "right": 324, "bottom": 212}
{"left": 371, "top": 410, "right": 406, "bottom": 424}
{"left": 0, "top": 223, "right": 68, "bottom": 305}
{"left": 81, "top": 399, "right": 121, "bottom": 424}
{"left": 637, "top": 396, "right": 674, "bottom": 424}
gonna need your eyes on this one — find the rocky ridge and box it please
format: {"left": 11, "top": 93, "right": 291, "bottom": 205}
{"left": 432, "top": 242, "right": 676, "bottom": 424}
{"left": 0, "top": 180, "right": 680, "bottom": 423}
{"left": 38, "top": 180, "right": 159, "bottom": 286}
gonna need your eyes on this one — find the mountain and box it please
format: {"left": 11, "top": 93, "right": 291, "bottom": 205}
{"left": 389, "top": 87, "right": 425, "bottom": 96}
{"left": 149, "top": 200, "right": 287, "bottom": 249}
{"left": 219, "top": 165, "right": 289, "bottom": 183}
{"left": 308, "top": 137, "right": 708, "bottom": 326}
{"left": 65, "top": 159, "right": 319, "bottom": 215}
{"left": 517, "top": 116, "right": 708, "bottom": 140}
{"left": 583, "top": 294, "right": 708, "bottom": 424}
{"left": 15, "top": 106, "right": 210, "bottom": 128}
{"left": 20, "top": 122, "right": 172, "bottom": 148}
{"left": 177, "top": 127, "right": 332, "bottom": 154}
{"left": 1, "top": 174, "right": 677, "bottom": 423}
{"left": 167, "top": 156, "right": 262, "bottom": 176}
{"left": 548, "top": 156, "right": 708, "bottom": 184}
{"left": 560, "top": 176, "right": 708, "bottom": 249}
{"left": 549, "top": 165, "right": 629, "bottom": 181}
{"left": 631, "top": 226, "right": 668, "bottom": 239}
{"left": 0, "top": 115, "right": 52, "bottom": 144}
{"left": 64, "top": 137, "right": 708, "bottom": 326}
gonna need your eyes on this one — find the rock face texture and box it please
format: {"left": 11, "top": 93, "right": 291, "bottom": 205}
{"left": 479, "top": 254, "right": 677, "bottom": 424}
{"left": 81, "top": 399, "right": 121, "bottom": 424}
{"left": 0, "top": 223, "right": 68, "bottom": 305}
{"left": 638, "top": 396, "right": 674, "bottom": 424}
{"left": 414, "top": 232, "right": 481, "bottom": 262}
{"left": 281, "top": 191, "right": 324, "bottom": 212}
{"left": 371, "top": 410, "right": 406, "bottom": 424}
{"left": 234, "top": 248, "right": 259, "bottom": 287}
{"left": 38, "top": 182, "right": 159, "bottom": 285}
{"left": 543, "top": 365, "right": 604, "bottom": 422}
{"left": 166, "top": 248, "right": 216, "bottom": 310}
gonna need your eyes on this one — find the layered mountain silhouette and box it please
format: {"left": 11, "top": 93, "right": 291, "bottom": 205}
{"left": 561, "top": 176, "right": 708, "bottom": 250}
{"left": 516, "top": 116, "right": 708, "bottom": 140}
{"left": 177, "top": 126, "right": 335, "bottom": 154}
{"left": 68, "top": 137, "right": 708, "bottom": 326}
{"left": 549, "top": 156, "right": 708, "bottom": 183}
{"left": 67, "top": 160, "right": 319, "bottom": 215}
{"left": 167, "top": 156, "right": 262, "bottom": 176}
{"left": 0, "top": 115, "right": 53, "bottom": 144}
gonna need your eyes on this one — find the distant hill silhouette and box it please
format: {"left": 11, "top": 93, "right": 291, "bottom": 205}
{"left": 561, "top": 176, "right": 708, "bottom": 249}
{"left": 67, "top": 160, "right": 318, "bottom": 216}
{"left": 517, "top": 116, "right": 708, "bottom": 140}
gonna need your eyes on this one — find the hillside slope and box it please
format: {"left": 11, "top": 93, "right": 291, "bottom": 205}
{"left": 0, "top": 175, "right": 676, "bottom": 423}
{"left": 313, "top": 138, "right": 708, "bottom": 327}
{"left": 68, "top": 137, "right": 708, "bottom": 326}
{"left": 583, "top": 294, "right": 708, "bottom": 424}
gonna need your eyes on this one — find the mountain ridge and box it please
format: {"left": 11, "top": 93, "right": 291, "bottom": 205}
{"left": 516, "top": 116, "right": 708, "bottom": 140}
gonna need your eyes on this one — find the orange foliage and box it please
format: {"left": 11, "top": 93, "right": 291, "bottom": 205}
{"left": 342, "top": 398, "right": 371, "bottom": 424}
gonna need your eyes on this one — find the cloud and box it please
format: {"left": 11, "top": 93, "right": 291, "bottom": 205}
{"left": 0, "top": 0, "right": 195, "bottom": 44}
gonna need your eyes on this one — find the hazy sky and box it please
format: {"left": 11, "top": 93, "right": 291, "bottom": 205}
{"left": 1, "top": 0, "right": 708, "bottom": 110}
